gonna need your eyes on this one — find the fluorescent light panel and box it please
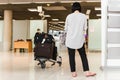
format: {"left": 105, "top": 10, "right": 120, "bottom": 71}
{"left": 52, "top": 19, "right": 59, "bottom": 21}
{"left": 60, "top": 1, "right": 82, "bottom": 3}
{"left": 43, "top": 6, "right": 67, "bottom": 10}
{"left": 86, "top": 1, "right": 100, "bottom": 2}
{"left": 86, "top": 9, "right": 91, "bottom": 15}
{"left": 47, "top": 4, "right": 50, "bottom": 6}
{"left": 96, "top": 14, "right": 101, "bottom": 16}
{"left": 95, "top": 7, "right": 101, "bottom": 10}
{"left": 58, "top": 21, "right": 65, "bottom": 23}
{"left": 44, "top": 15, "right": 51, "bottom": 17}
{"left": 28, "top": 8, "right": 37, "bottom": 12}
{"left": 9, "top": 2, "right": 31, "bottom": 4}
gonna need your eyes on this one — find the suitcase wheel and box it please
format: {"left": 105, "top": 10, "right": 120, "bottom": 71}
{"left": 41, "top": 63, "right": 46, "bottom": 69}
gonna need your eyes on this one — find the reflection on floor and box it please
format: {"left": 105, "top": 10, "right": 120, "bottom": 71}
{"left": 0, "top": 46, "right": 120, "bottom": 80}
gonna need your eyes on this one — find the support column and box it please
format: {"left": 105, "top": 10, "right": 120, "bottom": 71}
{"left": 101, "top": 0, "right": 108, "bottom": 68}
{"left": 43, "top": 20, "right": 47, "bottom": 33}
{"left": 3, "top": 10, "right": 13, "bottom": 51}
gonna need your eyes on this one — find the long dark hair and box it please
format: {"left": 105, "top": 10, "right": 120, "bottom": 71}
{"left": 72, "top": 2, "right": 81, "bottom": 13}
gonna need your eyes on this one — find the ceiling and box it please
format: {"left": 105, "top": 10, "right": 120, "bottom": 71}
{"left": 0, "top": 0, "right": 101, "bottom": 30}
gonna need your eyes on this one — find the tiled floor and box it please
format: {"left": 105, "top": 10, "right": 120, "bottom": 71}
{"left": 0, "top": 46, "right": 120, "bottom": 80}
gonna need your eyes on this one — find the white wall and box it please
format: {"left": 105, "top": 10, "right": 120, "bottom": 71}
{"left": 88, "top": 19, "right": 101, "bottom": 51}
{"left": 0, "top": 20, "right": 47, "bottom": 51}
{"left": 0, "top": 21, "right": 3, "bottom": 51}
{"left": 13, "top": 20, "right": 30, "bottom": 41}
{"left": 30, "top": 20, "right": 44, "bottom": 39}
{"left": 0, "top": 21, "right": 3, "bottom": 42}
{"left": 12, "top": 20, "right": 30, "bottom": 49}
{"left": 30, "top": 20, "right": 44, "bottom": 47}
{"left": 43, "top": 20, "right": 47, "bottom": 33}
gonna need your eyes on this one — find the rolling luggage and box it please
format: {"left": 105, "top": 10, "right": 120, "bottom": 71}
{"left": 34, "top": 43, "right": 62, "bottom": 69}
{"left": 34, "top": 43, "right": 54, "bottom": 59}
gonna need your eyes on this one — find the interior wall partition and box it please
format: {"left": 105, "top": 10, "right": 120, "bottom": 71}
{"left": 102, "top": 0, "right": 120, "bottom": 67}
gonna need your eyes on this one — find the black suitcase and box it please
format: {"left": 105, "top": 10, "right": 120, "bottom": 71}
{"left": 34, "top": 43, "right": 54, "bottom": 59}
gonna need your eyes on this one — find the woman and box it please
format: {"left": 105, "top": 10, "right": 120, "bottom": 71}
{"left": 64, "top": 2, "right": 96, "bottom": 77}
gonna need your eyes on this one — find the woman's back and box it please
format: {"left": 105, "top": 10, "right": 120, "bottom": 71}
{"left": 65, "top": 12, "right": 87, "bottom": 49}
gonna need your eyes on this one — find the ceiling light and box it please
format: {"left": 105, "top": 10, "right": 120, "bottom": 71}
{"left": 9, "top": 2, "right": 31, "bottom": 4}
{"left": 96, "top": 14, "right": 101, "bottom": 16}
{"left": 43, "top": 6, "right": 67, "bottom": 10}
{"left": 86, "top": 1, "right": 100, "bottom": 2}
{"left": 58, "top": 21, "right": 65, "bottom": 23}
{"left": 52, "top": 19, "right": 59, "bottom": 21}
{"left": 44, "top": 15, "right": 51, "bottom": 17}
{"left": 28, "top": 8, "right": 37, "bottom": 12}
{"left": 95, "top": 7, "right": 101, "bottom": 10}
{"left": 47, "top": 4, "right": 50, "bottom": 6}
{"left": 60, "top": 1, "right": 82, "bottom": 3}
{"left": 86, "top": 10, "right": 91, "bottom": 15}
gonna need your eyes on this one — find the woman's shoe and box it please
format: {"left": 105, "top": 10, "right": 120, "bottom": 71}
{"left": 72, "top": 72, "right": 77, "bottom": 77}
{"left": 84, "top": 71, "right": 96, "bottom": 77}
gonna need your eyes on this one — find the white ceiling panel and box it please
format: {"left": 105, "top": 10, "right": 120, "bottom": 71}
{"left": 33, "top": 0, "right": 100, "bottom": 3}
{"left": 0, "top": 0, "right": 100, "bottom": 4}
{"left": 9, "top": 0, "right": 32, "bottom": 4}
{"left": 43, "top": 6, "right": 67, "bottom": 10}
{"left": 0, "top": 0, "right": 8, "bottom": 4}
{"left": 33, "top": 0, "right": 60, "bottom": 3}
{"left": 60, "top": 0, "right": 100, "bottom": 2}
{"left": 0, "top": 0, "right": 101, "bottom": 20}
{"left": 86, "top": 0, "right": 100, "bottom": 1}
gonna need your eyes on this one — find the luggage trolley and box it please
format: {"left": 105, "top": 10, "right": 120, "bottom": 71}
{"left": 34, "top": 43, "right": 62, "bottom": 69}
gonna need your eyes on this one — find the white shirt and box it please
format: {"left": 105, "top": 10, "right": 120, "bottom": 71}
{"left": 64, "top": 12, "right": 87, "bottom": 49}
